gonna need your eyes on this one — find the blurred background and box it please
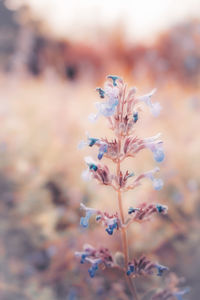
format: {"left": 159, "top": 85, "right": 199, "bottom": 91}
{"left": 0, "top": 0, "right": 200, "bottom": 299}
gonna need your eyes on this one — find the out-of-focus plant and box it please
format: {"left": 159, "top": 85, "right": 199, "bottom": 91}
{"left": 75, "top": 75, "right": 189, "bottom": 299}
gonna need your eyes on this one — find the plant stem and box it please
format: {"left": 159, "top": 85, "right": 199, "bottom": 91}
{"left": 116, "top": 137, "right": 139, "bottom": 300}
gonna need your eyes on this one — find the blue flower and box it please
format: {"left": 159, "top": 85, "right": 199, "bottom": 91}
{"left": 105, "top": 219, "right": 118, "bottom": 235}
{"left": 138, "top": 89, "right": 162, "bottom": 117}
{"left": 88, "top": 263, "right": 99, "bottom": 278}
{"left": 89, "top": 80, "right": 119, "bottom": 122}
{"left": 89, "top": 164, "right": 98, "bottom": 171}
{"left": 155, "top": 264, "right": 169, "bottom": 276}
{"left": 127, "top": 265, "right": 135, "bottom": 276}
{"left": 80, "top": 210, "right": 94, "bottom": 228}
{"left": 144, "top": 134, "right": 164, "bottom": 163}
{"left": 144, "top": 167, "right": 164, "bottom": 191}
{"left": 128, "top": 207, "right": 140, "bottom": 214}
{"left": 152, "top": 144, "right": 165, "bottom": 163}
{"left": 153, "top": 178, "right": 164, "bottom": 191}
{"left": 133, "top": 112, "right": 138, "bottom": 123}
{"left": 80, "top": 253, "right": 88, "bottom": 264}
{"left": 96, "top": 88, "right": 105, "bottom": 98}
{"left": 80, "top": 203, "right": 97, "bottom": 228}
{"left": 88, "top": 138, "right": 99, "bottom": 147}
{"left": 96, "top": 215, "right": 101, "bottom": 221}
{"left": 98, "top": 143, "right": 108, "bottom": 160}
{"left": 156, "top": 204, "right": 168, "bottom": 214}
{"left": 107, "top": 75, "right": 119, "bottom": 86}
{"left": 82, "top": 156, "right": 98, "bottom": 181}
{"left": 89, "top": 101, "right": 118, "bottom": 122}
{"left": 78, "top": 133, "right": 99, "bottom": 149}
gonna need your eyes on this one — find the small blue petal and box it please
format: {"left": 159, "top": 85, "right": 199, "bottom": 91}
{"left": 130, "top": 265, "right": 134, "bottom": 272}
{"left": 107, "top": 75, "right": 119, "bottom": 86}
{"left": 156, "top": 204, "right": 166, "bottom": 213}
{"left": 80, "top": 211, "right": 93, "bottom": 228}
{"left": 96, "top": 88, "right": 105, "bottom": 98}
{"left": 80, "top": 254, "right": 87, "bottom": 264}
{"left": 80, "top": 217, "right": 89, "bottom": 228}
{"left": 127, "top": 265, "right": 134, "bottom": 276}
{"left": 98, "top": 152, "right": 104, "bottom": 160}
{"left": 154, "top": 150, "right": 165, "bottom": 163}
{"left": 88, "top": 138, "right": 99, "bottom": 147}
{"left": 133, "top": 112, "right": 138, "bottom": 123}
{"left": 89, "top": 164, "right": 98, "bottom": 171}
{"left": 106, "top": 228, "right": 113, "bottom": 235}
{"left": 88, "top": 263, "right": 99, "bottom": 278}
{"left": 88, "top": 269, "right": 95, "bottom": 278}
{"left": 96, "top": 215, "right": 101, "bottom": 221}
{"left": 98, "top": 144, "right": 108, "bottom": 160}
{"left": 156, "top": 265, "right": 168, "bottom": 276}
{"left": 128, "top": 207, "right": 136, "bottom": 214}
{"left": 153, "top": 179, "right": 164, "bottom": 191}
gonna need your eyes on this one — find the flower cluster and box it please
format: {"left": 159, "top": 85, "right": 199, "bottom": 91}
{"left": 123, "top": 132, "right": 164, "bottom": 163}
{"left": 126, "top": 256, "right": 168, "bottom": 277}
{"left": 75, "top": 244, "right": 113, "bottom": 278}
{"left": 76, "top": 75, "right": 185, "bottom": 298}
{"left": 80, "top": 203, "right": 120, "bottom": 235}
{"left": 127, "top": 202, "right": 168, "bottom": 223}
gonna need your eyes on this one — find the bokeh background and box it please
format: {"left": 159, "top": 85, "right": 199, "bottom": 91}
{"left": 0, "top": 0, "right": 200, "bottom": 299}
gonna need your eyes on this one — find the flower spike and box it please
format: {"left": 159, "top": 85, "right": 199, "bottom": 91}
{"left": 77, "top": 75, "right": 171, "bottom": 297}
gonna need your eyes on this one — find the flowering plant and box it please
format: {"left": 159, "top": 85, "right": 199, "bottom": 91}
{"left": 76, "top": 75, "right": 188, "bottom": 300}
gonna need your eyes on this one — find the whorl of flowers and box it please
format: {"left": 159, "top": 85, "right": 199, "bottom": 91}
{"left": 76, "top": 75, "right": 188, "bottom": 299}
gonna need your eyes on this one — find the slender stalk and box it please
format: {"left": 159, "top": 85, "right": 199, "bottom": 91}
{"left": 116, "top": 137, "right": 139, "bottom": 300}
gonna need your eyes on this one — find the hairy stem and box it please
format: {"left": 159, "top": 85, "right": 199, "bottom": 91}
{"left": 116, "top": 138, "right": 139, "bottom": 300}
